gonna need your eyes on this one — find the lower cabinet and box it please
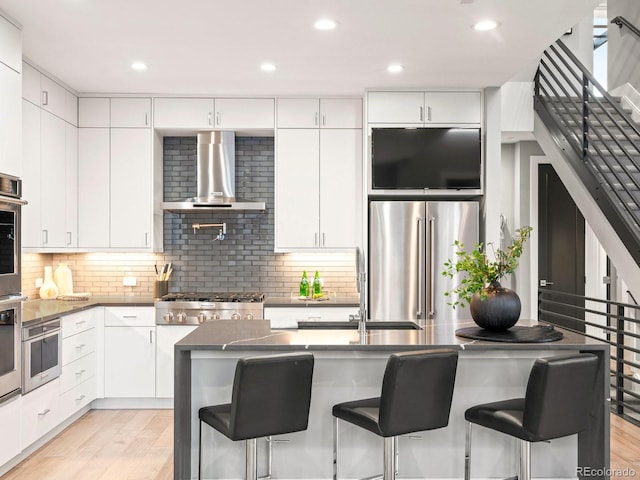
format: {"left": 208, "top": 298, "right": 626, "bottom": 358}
{"left": 104, "top": 307, "right": 156, "bottom": 398}
{"left": 156, "top": 325, "right": 197, "bottom": 398}
{"left": 21, "top": 379, "right": 62, "bottom": 450}
{"left": 0, "top": 395, "right": 21, "bottom": 467}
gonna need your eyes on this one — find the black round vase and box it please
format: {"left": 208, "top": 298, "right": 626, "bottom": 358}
{"left": 469, "top": 282, "right": 521, "bottom": 331}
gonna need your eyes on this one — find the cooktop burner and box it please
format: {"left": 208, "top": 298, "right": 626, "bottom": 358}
{"left": 160, "top": 292, "right": 265, "bottom": 303}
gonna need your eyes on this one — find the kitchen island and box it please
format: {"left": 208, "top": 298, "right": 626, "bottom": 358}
{"left": 175, "top": 319, "right": 609, "bottom": 480}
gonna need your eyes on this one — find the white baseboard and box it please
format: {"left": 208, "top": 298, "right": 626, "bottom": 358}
{"left": 91, "top": 397, "right": 173, "bottom": 409}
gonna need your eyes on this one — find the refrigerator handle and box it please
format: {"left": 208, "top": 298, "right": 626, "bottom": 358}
{"left": 428, "top": 216, "right": 436, "bottom": 317}
{"left": 417, "top": 217, "right": 425, "bottom": 319}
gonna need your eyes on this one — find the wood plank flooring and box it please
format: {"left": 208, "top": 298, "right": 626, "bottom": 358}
{"left": 2, "top": 410, "right": 639, "bottom": 479}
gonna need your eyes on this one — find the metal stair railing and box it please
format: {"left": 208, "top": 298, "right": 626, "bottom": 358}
{"left": 535, "top": 39, "right": 640, "bottom": 265}
{"left": 611, "top": 16, "right": 640, "bottom": 40}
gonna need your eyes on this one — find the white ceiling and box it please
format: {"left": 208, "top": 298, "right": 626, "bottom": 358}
{"left": 0, "top": 0, "right": 600, "bottom": 96}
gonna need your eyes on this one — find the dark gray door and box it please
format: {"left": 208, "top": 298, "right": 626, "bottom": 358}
{"left": 538, "top": 164, "right": 585, "bottom": 332}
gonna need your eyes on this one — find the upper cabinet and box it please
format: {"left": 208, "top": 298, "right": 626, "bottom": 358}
{"left": 367, "top": 90, "right": 481, "bottom": 125}
{"left": 22, "top": 62, "right": 78, "bottom": 126}
{"left": 153, "top": 97, "right": 274, "bottom": 130}
{"left": 0, "top": 15, "right": 21, "bottom": 73}
{"left": 0, "top": 17, "right": 20, "bottom": 177}
{"left": 277, "top": 98, "right": 362, "bottom": 128}
{"left": 111, "top": 97, "right": 151, "bottom": 128}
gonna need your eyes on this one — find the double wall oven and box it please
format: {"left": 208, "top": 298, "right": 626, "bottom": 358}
{"left": 0, "top": 173, "right": 26, "bottom": 403}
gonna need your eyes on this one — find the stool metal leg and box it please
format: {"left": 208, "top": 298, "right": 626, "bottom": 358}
{"left": 464, "top": 422, "right": 472, "bottom": 480}
{"left": 394, "top": 436, "right": 399, "bottom": 478}
{"left": 198, "top": 420, "right": 203, "bottom": 480}
{"left": 519, "top": 440, "right": 531, "bottom": 480}
{"left": 333, "top": 417, "right": 339, "bottom": 480}
{"left": 383, "top": 436, "right": 395, "bottom": 480}
{"left": 246, "top": 438, "right": 258, "bottom": 480}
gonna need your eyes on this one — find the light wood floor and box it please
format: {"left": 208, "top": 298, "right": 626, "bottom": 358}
{"left": 2, "top": 410, "right": 639, "bottom": 479}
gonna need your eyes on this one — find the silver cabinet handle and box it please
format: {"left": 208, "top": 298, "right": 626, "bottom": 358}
{"left": 66, "top": 231, "right": 72, "bottom": 245}
{"left": 216, "top": 112, "right": 221, "bottom": 126}
{"left": 76, "top": 394, "right": 86, "bottom": 401}
{"left": 314, "top": 233, "right": 318, "bottom": 247}
{"left": 145, "top": 232, "right": 149, "bottom": 247}
{"left": 42, "top": 229, "right": 48, "bottom": 244}
{"left": 145, "top": 112, "right": 149, "bottom": 126}
{"left": 76, "top": 369, "right": 86, "bottom": 376}
{"left": 122, "top": 315, "right": 138, "bottom": 318}
{"left": 76, "top": 343, "right": 86, "bottom": 350}
{"left": 208, "top": 112, "right": 212, "bottom": 125}
{"left": 149, "top": 330, "right": 153, "bottom": 343}
{"left": 314, "top": 112, "right": 319, "bottom": 126}
{"left": 322, "top": 233, "right": 326, "bottom": 246}
{"left": 75, "top": 320, "right": 86, "bottom": 326}
{"left": 322, "top": 114, "right": 326, "bottom": 126}
{"left": 419, "top": 106, "right": 424, "bottom": 122}
{"left": 427, "top": 106, "right": 432, "bottom": 122}
{"left": 38, "top": 408, "right": 51, "bottom": 416}
{"left": 42, "top": 91, "right": 49, "bottom": 106}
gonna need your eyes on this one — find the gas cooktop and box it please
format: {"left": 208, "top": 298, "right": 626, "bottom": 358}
{"left": 159, "top": 292, "right": 265, "bottom": 303}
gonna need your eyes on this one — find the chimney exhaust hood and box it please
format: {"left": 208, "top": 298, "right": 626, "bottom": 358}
{"left": 161, "top": 131, "right": 266, "bottom": 211}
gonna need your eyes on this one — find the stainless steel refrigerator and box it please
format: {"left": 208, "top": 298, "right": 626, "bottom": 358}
{"left": 368, "top": 201, "right": 479, "bottom": 323}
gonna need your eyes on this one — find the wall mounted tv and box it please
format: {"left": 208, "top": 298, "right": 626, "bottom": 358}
{"left": 371, "top": 127, "right": 482, "bottom": 190}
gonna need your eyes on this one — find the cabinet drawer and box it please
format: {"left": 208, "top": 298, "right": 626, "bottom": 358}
{"left": 62, "top": 329, "right": 95, "bottom": 366}
{"left": 59, "top": 375, "right": 96, "bottom": 420}
{"left": 21, "top": 379, "right": 61, "bottom": 450}
{"left": 104, "top": 306, "right": 154, "bottom": 327}
{"left": 60, "top": 352, "right": 96, "bottom": 394}
{"left": 61, "top": 311, "right": 96, "bottom": 338}
{"left": 265, "top": 306, "right": 358, "bottom": 328}
{"left": 0, "top": 394, "right": 21, "bottom": 467}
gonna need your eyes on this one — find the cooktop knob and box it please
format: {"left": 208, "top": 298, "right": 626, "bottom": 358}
{"left": 197, "top": 312, "right": 208, "bottom": 324}
{"left": 212, "top": 313, "right": 221, "bottom": 320}
{"left": 245, "top": 313, "right": 254, "bottom": 321}
{"left": 176, "top": 312, "right": 187, "bottom": 323}
{"left": 231, "top": 312, "right": 241, "bottom": 320}
{"left": 163, "top": 312, "right": 174, "bottom": 323}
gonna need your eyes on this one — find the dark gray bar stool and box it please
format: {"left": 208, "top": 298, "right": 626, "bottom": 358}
{"left": 464, "top": 353, "right": 599, "bottom": 480}
{"left": 198, "top": 352, "right": 315, "bottom": 480}
{"left": 332, "top": 349, "right": 459, "bottom": 480}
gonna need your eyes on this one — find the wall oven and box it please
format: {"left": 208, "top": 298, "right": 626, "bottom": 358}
{"left": 22, "top": 317, "right": 62, "bottom": 394}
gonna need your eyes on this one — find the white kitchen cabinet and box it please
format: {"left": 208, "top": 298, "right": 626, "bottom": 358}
{"left": 22, "top": 71, "right": 78, "bottom": 126}
{"left": 265, "top": 306, "right": 358, "bottom": 329}
{"left": 22, "top": 100, "right": 41, "bottom": 248}
{"left": 156, "top": 325, "right": 197, "bottom": 398}
{"left": 21, "top": 379, "right": 62, "bottom": 450}
{"left": 275, "top": 128, "right": 361, "bottom": 250}
{"left": 78, "top": 97, "right": 109, "bottom": 127}
{"left": 22, "top": 62, "right": 40, "bottom": 106}
{"left": 110, "top": 97, "right": 151, "bottom": 128}
{"left": 277, "top": 98, "right": 362, "bottom": 128}
{"left": 58, "top": 374, "right": 96, "bottom": 421}
{"left": 110, "top": 128, "right": 151, "bottom": 248}
{"left": 153, "top": 97, "right": 214, "bottom": 129}
{"left": 367, "top": 90, "right": 481, "bottom": 124}
{"left": 104, "top": 307, "right": 155, "bottom": 398}
{"left": 0, "top": 394, "right": 21, "bottom": 468}
{"left": 214, "top": 98, "right": 274, "bottom": 129}
{"left": 61, "top": 309, "right": 97, "bottom": 338}
{"left": 60, "top": 309, "right": 97, "bottom": 407}
{"left": 78, "top": 128, "right": 109, "bottom": 248}
{"left": 40, "top": 110, "right": 66, "bottom": 247}
{"left": 64, "top": 123, "right": 78, "bottom": 247}
{"left": 0, "top": 15, "right": 21, "bottom": 73}
{"left": 0, "top": 63, "right": 21, "bottom": 177}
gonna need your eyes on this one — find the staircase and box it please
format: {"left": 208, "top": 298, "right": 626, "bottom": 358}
{"left": 534, "top": 39, "right": 640, "bottom": 290}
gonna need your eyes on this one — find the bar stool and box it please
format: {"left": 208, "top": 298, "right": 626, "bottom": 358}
{"left": 464, "top": 353, "right": 599, "bottom": 480}
{"left": 332, "top": 349, "right": 459, "bottom": 480}
{"left": 198, "top": 352, "right": 315, "bottom": 480}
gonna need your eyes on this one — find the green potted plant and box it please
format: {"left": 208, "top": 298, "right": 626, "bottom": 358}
{"left": 442, "top": 226, "right": 533, "bottom": 330}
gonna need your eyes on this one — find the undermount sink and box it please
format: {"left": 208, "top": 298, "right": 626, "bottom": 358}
{"left": 296, "top": 321, "right": 423, "bottom": 330}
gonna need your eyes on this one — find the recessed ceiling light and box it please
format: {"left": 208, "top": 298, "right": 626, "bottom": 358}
{"left": 261, "top": 63, "right": 276, "bottom": 72}
{"left": 474, "top": 20, "right": 498, "bottom": 31}
{"left": 387, "top": 64, "right": 404, "bottom": 73}
{"left": 314, "top": 19, "right": 337, "bottom": 30}
{"left": 131, "top": 62, "right": 147, "bottom": 71}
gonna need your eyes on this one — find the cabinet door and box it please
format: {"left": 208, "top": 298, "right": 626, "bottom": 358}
{"left": 21, "top": 379, "right": 62, "bottom": 450}
{"left": 40, "top": 76, "right": 68, "bottom": 120}
{"left": 320, "top": 98, "right": 362, "bottom": 128}
{"left": 111, "top": 97, "right": 151, "bottom": 128}
{"left": 64, "top": 89, "right": 78, "bottom": 126}
{"left": 79, "top": 97, "right": 110, "bottom": 127}
{"left": 0, "top": 16, "right": 21, "bottom": 73}
{"left": 22, "top": 100, "right": 41, "bottom": 248}
{"left": 110, "top": 129, "right": 151, "bottom": 248}
{"left": 214, "top": 98, "right": 274, "bottom": 129}
{"left": 425, "top": 91, "right": 481, "bottom": 124}
{"left": 104, "top": 326, "right": 155, "bottom": 398}
{"left": 319, "top": 129, "right": 362, "bottom": 248}
{"left": 65, "top": 123, "right": 78, "bottom": 247}
{"left": 78, "top": 128, "right": 110, "bottom": 248}
{"left": 153, "top": 98, "right": 214, "bottom": 129}
{"left": 40, "top": 110, "right": 67, "bottom": 248}
{"left": 0, "top": 394, "right": 21, "bottom": 467}
{"left": 0, "top": 64, "right": 21, "bottom": 177}
{"left": 277, "top": 98, "right": 319, "bottom": 128}
{"left": 156, "top": 325, "right": 197, "bottom": 398}
{"left": 275, "top": 129, "right": 320, "bottom": 249}
{"left": 22, "top": 62, "right": 41, "bottom": 106}
{"left": 367, "top": 91, "right": 424, "bottom": 124}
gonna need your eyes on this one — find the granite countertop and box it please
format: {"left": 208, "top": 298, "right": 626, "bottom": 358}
{"left": 21, "top": 296, "right": 155, "bottom": 325}
{"left": 176, "top": 318, "right": 609, "bottom": 352}
{"left": 265, "top": 296, "right": 359, "bottom": 307}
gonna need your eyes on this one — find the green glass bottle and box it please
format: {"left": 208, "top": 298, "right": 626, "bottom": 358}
{"left": 312, "top": 270, "right": 323, "bottom": 299}
{"left": 299, "top": 270, "right": 309, "bottom": 298}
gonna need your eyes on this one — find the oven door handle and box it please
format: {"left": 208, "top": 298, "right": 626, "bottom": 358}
{"left": 0, "top": 196, "right": 27, "bottom": 206}
{"left": 0, "top": 295, "right": 26, "bottom": 306}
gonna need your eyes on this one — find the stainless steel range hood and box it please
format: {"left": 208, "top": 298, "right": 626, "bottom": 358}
{"left": 161, "top": 131, "right": 266, "bottom": 211}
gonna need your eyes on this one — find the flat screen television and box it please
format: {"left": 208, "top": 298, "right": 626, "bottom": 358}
{"left": 371, "top": 127, "right": 482, "bottom": 190}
